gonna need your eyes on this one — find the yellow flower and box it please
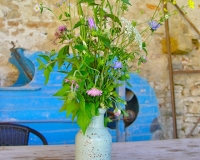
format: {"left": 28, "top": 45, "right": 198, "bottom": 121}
{"left": 188, "top": 0, "right": 195, "bottom": 9}
{"left": 172, "top": 0, "right": 176, "bottom": 5}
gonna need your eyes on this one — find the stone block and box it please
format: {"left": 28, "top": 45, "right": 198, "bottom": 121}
{"left": 7, "top": 20, "right": 19, "bottom": 27}
{"left": 174, "top": 85, "right": 183, "bottom": 93}
{"left": 185, "top": 116, "right": 198, "bottom": 123}
{"left": 191, "top": 88, "right": 200, "bottom": 96}
{"left": 0, "top": 53, "right": 8, "bottom": 66}
{"left": 177, "top": 130, "right": 186, "bottom": 138}
{"left": 161, "top": 35, "right": 193, "bottom": 54}
{"left": 187, "top": 105, "right": 200, "bottom": 114}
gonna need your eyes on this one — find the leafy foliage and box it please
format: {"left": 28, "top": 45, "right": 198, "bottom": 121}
{"left": 36, "top": 0, "right": 194, "bottom": 133}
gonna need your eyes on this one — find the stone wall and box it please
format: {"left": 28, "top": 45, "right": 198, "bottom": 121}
{"left": 0, "top": 0, "right": 200, "bottom": 140}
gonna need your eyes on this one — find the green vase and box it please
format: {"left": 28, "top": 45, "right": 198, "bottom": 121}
{"left": 75, "top": 108, "right": 112, "bottom": 160}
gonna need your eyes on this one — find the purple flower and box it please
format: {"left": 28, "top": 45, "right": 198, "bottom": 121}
{"left": 75, "top": 84, "right": 79, "bottom": 89}
{"left": 113, "top": 108, "right": 121, "bottom": 117}
{"left": 88, "top": 18, "right": 96, "bottom": 29}
{"left": 148, "top": 20, "right": 161, "bottom": 31}
{"left": 113, "top": 61, "right": 122, "bottom": 69}
{"left": 58, "top": 25, "right": 66, "bottom": 32}
{"left": 65, "top": 79, "right": 69, "bottom": 83}
{"left": 86, "top": 88, "right": 102, "bottom": 97}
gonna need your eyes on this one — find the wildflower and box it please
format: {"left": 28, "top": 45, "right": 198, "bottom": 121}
{"left": 148, "top": 20, "right": 161, "bottom": 31}
{"left": 88, "top": 18, "right": 96, "bottom": 29}
{"left": 113, "top": 61, "right": 122, "bottom": 69}
{"left": 188, "top": 0, "right": 195, "bottom": 9}
{"left": 71, "top": 80, "right": 75, "bottom": 84}
{"left": 121, "top": 17, "right": 143, "bottom": 50}
{"left": 65, "top": 79, "right": 70, "bottom": 83}
{"left": 75, "top": 84, "right": 79, "bottom": 89}
{"left": 113, "top": 108, "right": 121, "bottom": 117}
{"left": 34, "top": 4, "right": 40, "bottom": 12}
{"left": 86, "top": 88, "right": 102, "bottom": 97}
{"left": 58, "top": 25, "right": 66, "bottom": 32}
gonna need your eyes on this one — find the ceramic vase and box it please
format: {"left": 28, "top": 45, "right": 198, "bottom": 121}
{"left": 75, "top": 108, "right": 112, "bottom": 160}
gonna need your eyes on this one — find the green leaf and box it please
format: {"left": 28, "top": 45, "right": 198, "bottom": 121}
{"left": 64, "top": 12, "right": 70, "bottom": 17}
{"left": 59, "top": 14, "right": 62, "bottom": 20}
{"left": 59, "top": 102, "right": 67, "bottom": 112}
{"left": 121, "top": 0, "right": 132, "bottom": 5}
{"left": 105, "top": 14, "right": 122, "bottom": 26}
{"left": 77, "top": 92, "right": 85, "bottom": 112}
{"left": 77, "top": 110, "right": 91, "bottom": 134}
{"left": 54, "top": 85, "right": 71, "bottom": 96}
{"left": 121, "top": 109, "right": 129, "bottom": 117}
{"left": 74, "top": 44, "right": 87, "bottom": 52}
{"left": 72, "top": 103, "right": 80, "bottom": 121}
{"left": 98, "top": 36, "right": 111, "bottom": 48}
{"left": 66, "top": 99, "right": 77, "bottom": 117}
{"left": 50, "top": 49, "right": 56, "bottom": 57}
{"left": 37, "top": 58, "right": 46, "bottom": 70}
{"left": 142, "top": 42, "right": 148, "bottom": 55}
{"left": 107, "top": 85, "right": 115, "bottom": 92}
{"left": 38, "top": 54, "right": 50, "bottom": 61}
{"left": 104, "top": 117, "right": 112, "bottom": 127}
{"left": 44, "top": 66, "right": 51, "bottom": 84}
{"left": 58, "top": 45, "right": 69, "bottom": 69}
{"left": 85, "top": 103, "right": 95, "bottom": 117}
{"left": 126, "top": 81, "right": 132, "bottom": 88}
{"left": 58, "top": 45, "right": 69, "bottom": 58}
{"left": 40, "top": 4, "right": 43, "bottom": 13}
{"left": 73, "top": 20, "right": 84, "bottom": 29}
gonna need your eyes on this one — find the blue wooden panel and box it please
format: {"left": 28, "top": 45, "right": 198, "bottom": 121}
{"left": 0, "top": 49, "right": 161, "bottom": 145}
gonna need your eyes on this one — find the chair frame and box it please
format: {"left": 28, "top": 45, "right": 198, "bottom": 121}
{"left": 0, "top": 123, "right": 48, "bottom": 146}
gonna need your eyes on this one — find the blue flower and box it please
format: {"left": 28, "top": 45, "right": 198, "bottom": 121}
{"left": 113, "top": 61, "right": 122, "bottom": 69}
{"left": 148, "top": 20, "right": 161, "bottom": 31}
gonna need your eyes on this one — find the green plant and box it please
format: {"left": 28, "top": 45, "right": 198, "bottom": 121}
{"left": 35, "top": 0, "right": 194, "bottom": 133}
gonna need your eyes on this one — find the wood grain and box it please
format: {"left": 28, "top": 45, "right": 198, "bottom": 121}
{"left": 0, "top": 138, "right": 200, "bottom": 160}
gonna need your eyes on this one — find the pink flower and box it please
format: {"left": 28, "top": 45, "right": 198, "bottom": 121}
{"left": 113, "top": 108, "right": 121, "bottom": 117}
{"left": 58, "top": 25, "right": 66, "bottom": 32}
{"left": 86, "top": 88, "right": 102, "bottom": 97}
{"left": 65, "top": 79, "right": 70, "bottom": 83}
{"left": 75, "top": 84, "right": 79, "bottom": 89}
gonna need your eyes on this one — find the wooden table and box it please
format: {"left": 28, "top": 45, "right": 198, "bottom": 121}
{"left": 0, "top": 138, "right": 200, "bottom": 160}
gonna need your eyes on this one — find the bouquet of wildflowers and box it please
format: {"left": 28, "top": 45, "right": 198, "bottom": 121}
{"left": 35, "top": 0, "right": 194, "bottom": 133}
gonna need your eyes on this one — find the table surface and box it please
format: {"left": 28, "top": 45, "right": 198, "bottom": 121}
{"left": 0, "top": 138, "right": 200, "bottom": 160}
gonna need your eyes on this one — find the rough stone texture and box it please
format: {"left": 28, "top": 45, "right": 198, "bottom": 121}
{"left": 0, "top": 0, "right": 200, "bottom": 140}
{"left": 0, "top": 53, "right": 19, "bottom": 86}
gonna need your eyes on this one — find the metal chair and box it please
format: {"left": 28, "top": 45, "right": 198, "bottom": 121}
{"left": 0, "top": 123, "right": 48, "bottom": 146}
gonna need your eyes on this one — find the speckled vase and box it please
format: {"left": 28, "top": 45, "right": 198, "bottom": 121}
{"left": 75, "top": 108, "right": 112, "bottom": 160}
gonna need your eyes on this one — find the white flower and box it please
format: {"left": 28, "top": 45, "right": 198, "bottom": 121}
{"left": 34, "top": 4, "right": 40, "bottom": 12}
{"left": 120, "top": 17, "right": 143, "bottom": 50}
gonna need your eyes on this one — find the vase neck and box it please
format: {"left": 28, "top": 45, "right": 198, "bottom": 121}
{"left": 89, "top": 109, "right": 105, "bottom": 128}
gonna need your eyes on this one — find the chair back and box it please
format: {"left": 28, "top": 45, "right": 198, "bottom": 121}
{"left": 0, "top": 123, "right": 48, "bottom": 146}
